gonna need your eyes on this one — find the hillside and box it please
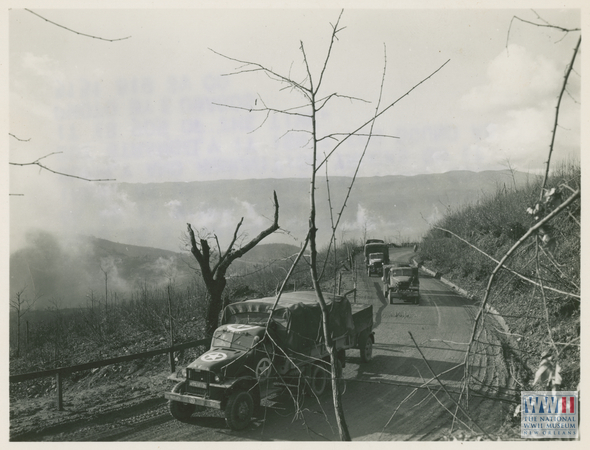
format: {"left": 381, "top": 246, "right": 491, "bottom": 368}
{"left": 9, "top": 234, "right": 299, "bottom": 310}
{"left": 417, "top": 164, "right": 580, "bottom": 392}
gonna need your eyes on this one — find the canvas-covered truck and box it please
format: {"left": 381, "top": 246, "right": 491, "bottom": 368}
{"left": 165, "top": 291, "right": 374, "bottom": 430}
{"left": 367, "top": 252, "right": 384, "bottom": 277}
{"left": 382, "top": 264, "right": 420, "bottom": 304}
{"left": 364, "top": 241, "right": 389, "bottom": 267}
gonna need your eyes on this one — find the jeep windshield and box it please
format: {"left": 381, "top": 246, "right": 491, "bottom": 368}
{"left": 211, "top": 330, "right": 259, "bottom": 350}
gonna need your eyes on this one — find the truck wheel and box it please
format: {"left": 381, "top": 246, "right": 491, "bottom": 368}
{"left": 307, "top": 361, "right": 328, "bottom": 397}
{"left": 359, "top": 332, "right": 373, "bottom": 363}
{"left": 225, "top": 390, "right": 254, "bottom": 431}
{"left": 169, "top": 381, "right": 196, "bottom": 422}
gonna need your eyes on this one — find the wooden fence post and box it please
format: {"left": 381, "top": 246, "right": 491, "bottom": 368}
{"left": 169, "top": 349, "right": 176, "bottom": 373}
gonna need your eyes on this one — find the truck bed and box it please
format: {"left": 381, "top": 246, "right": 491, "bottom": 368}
{"left": 351, "top": 303, "right": 373, "bottom": 335}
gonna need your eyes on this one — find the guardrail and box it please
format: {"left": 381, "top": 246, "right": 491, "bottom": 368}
{"left": 10, "top": 338, "right": 209, "bottom": 411}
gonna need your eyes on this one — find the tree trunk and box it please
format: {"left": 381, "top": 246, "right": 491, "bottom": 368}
{"left": 15, "top": 310, "right": 21, "bottom": 358}
{"left": 187, "top": 192, "right": 278, "bottom": 339}
{"left": 205, "top": 278, "right": 226, "bottom": 337}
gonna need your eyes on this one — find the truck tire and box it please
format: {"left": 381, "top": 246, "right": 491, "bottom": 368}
{"left": 306, "top": 361, "right": 328, "bottom": 397}
{"left": 359, "top": 331, "right": 373, "bottom": 363}
{"left": 225, "top": 390, "right": 254, "bottom": 431}
{"left": 169, "top": 381, "right": 196, "bottom": 422}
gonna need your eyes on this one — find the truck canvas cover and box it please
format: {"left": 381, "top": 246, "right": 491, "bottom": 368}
{"left": 220, "top": 291, "right": 355, "bottom": 354}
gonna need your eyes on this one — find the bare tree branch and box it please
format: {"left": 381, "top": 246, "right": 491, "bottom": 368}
{"left": 9, "top": 133, "right": 31, "bottom": 142}
{"left": 315, "top": 10, "right": 345, "bottom": 95}
{"left": 315, "top": 92, "right": 369, "bottom": 112}
{"left": 509, "top": 14, "right": 580, "bottom": 40}
{"left": 316, "top": 59, "right": 450, "bottom": 172}
{"left": 25, "top": 9, "right": 131, "bottom": 42}
{"left": 433, "top": 226, "right": 580, "bottom": 300}
{"left": 409, "top": 332, "right": 492, "bottom": 440}
{"left": 540, "top": 35, "right": 581, "bottom": 197}
{"left": 212, "top": 102, "right": 311, "bottom": 119}
{"left": 318, "top": 132, "right": 399, "bottom": 143}
{"left": 535, "top": 238, "right": 559, "bottom": 356}
{"left": 213, "top": 218, "right": 244, "bottom": 274}
{"left": 10, "top": 152, "right": 116, "bottom": 182}
{"left": 210, "top": 48, "right": 311, "bottom": 101}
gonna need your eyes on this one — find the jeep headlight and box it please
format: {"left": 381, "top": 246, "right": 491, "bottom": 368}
{"left": 214, "top": 373, "right": 223, "bottom": 383}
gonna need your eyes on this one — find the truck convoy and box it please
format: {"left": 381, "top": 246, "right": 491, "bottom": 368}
{"left": 382, "top": 264, "right": 420, "bottom": 304}
{"left": 165, "top": 291, "right": 374, "bottom": 430}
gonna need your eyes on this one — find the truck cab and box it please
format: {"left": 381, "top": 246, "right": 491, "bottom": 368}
{"left": 367, "top": 252, "right": 384, "bottom": 277}
{"left": 382, "top": 265, "right": 420, "bottom": 304}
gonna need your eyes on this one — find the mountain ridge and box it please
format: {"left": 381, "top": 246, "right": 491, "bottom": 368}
{"left": 10, "top": 169, "right": 535, "bottom": 309}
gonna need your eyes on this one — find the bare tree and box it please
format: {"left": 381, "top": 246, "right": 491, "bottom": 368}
{"left": 213, "top": 10, "right": 447, "bottom": 440}
{"left": 100, "top": 263, "right": 109, "bottom": 314}
{"left": 10, "top": 287, "right": 39, "bottom": 357}
{"left": 186, "top": 191, "right": 279, "bottom": 337}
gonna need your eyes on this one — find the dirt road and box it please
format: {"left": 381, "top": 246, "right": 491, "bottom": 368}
{"left": 18, "top": 247, "right": 511, "bottom": 441}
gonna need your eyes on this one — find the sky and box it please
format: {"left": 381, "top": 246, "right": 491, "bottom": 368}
{"left": 4, "top": 1, "right": 584, "bottom": 251}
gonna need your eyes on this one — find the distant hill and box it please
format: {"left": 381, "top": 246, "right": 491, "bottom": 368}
{"left": 109, "top": 169, "right": 533, "bottom": 250}
{"left": 9, "top": 234, "right": 300, "bottom": 309}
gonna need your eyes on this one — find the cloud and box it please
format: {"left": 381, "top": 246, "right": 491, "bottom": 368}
{"left": 237, "top": 200, "right": 267, "bottom": 229}
{"left": 165, "top": 200, "right": 182, "bottom": 219}
{"left": 355, "top": 204, "right": 375, "bottom": 232}
{"left": 456, "top": 44, "right": 577, "bottom": 172}
{"left": 187, "top": 207, "right": 239, "bottom": 239}
{"left": 93, "top": 185, "right": 138, "bottom": 221}
{"left": 21, "top": 52, "right": 65, "bottom": 83}
{"left": 425, "top": 205, "right": 443, "bottom": 226}
{"left": 460, "top": 44, "right": 561, "bottom": 113}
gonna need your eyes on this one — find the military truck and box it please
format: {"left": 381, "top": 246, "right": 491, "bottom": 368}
{"left": 364, "top": 241, "right": 389, "bottom": 267}
{"left": 382, "top": 264, "right": 420, "bottom": 304}
{"left": 165, "top": 291, "right": 374, "bottom": 430}
{"left": 367, "top": 252, "right": 384, "bottom": 277}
